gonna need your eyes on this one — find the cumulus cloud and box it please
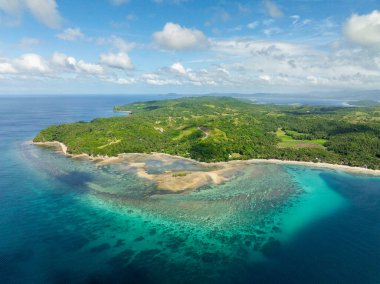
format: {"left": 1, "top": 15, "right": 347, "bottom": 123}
{"left": 51, "top": 52, "right": 77, "bottom": 70}
{"left": 211, "top": 38, "right": 380, "bottom": 90}
{"left": 145, "top": 62, "right": 231, "bottom": 87}
{"left": 211, "top": 39, "right": 307, "bottom": 57}
{"left": 264, "top": 0, "right": 283, "bottom": 18}
{"left": 96, "top": 36, "right": 135, "bottom": 70}
{"left": 26, "top": 0, "right": 62, "bottom": 29}
{"left": 100, "top": 52, "right": 134, "bottom": 70}
{"left": 153, "top": 22, "right": 209, "bottom": 50}
{"left": 57, "top": 28, "right": 85, "bottom": 41}
{"left": 0, "top": 0, "right": 63, "bottom": 28}
{"left": 142, "top": 73, "right": 181, "bottom": 85}
{"left": 170, "top": 62, "right": 187, "bottom": 75}
{"left": 14, "top": 53, "right": 50, "bottom": 73}
{"left": 0, "top": 62, "right": 17, "bottom": 74}
{"left": 344, "top": 10, "right": 380, "bottom": 49}
{"left": 51, "top": 52, "right": 104, "bottom": 75}
{"left": 0, "top": 54, "right": 49, "bottom": 76}
{"left": 0, "top": 52, "right": 135, "bottom": 90}
{"left": 76, "top": 60, "right": 104, "bottom": 75}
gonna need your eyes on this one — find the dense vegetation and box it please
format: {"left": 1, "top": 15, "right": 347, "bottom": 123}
{"left": 34, "top": 97, "right": 380, "bottom": 169}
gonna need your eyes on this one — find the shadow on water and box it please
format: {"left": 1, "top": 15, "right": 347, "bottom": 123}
{"left": 322, "top": 172, "right": 380, "bottom": 214}
{"left": 54, "top": 171, "right": 94, "bottom": 192}
{"left": 255, "top": 171, "right": 380, "bottom": 284}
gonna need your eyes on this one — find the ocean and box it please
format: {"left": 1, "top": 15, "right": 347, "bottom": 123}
{"left": 0, "top": 95, "right": 379, "bottom": 283}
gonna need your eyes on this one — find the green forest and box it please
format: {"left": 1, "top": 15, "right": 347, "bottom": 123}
{"left": 34, "top": 96, "right": 380, "bottom": 169}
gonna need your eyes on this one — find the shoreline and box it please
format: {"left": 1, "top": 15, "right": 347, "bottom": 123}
{"left": 32, "top": 140, "right": 380, "bottom": 192}
{"left": 32, "top": 140, "right": 380, "bottom": 178}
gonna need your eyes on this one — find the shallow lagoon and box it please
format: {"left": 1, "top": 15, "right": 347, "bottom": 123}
{"left": 1, "top": 95, "right": 380, "bottom": 283}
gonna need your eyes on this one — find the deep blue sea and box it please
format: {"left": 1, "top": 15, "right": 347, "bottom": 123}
{"left": 1, "top": 95, "right": 380, "bottom": 284}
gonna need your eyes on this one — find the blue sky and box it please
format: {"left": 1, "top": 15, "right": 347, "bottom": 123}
{"left": 0, "top": 0, "right": 380, "bottom": 94}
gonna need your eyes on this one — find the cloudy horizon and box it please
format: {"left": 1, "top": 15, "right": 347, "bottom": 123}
{"left": 1, "top": 0, "right": 380, "bottom": 94}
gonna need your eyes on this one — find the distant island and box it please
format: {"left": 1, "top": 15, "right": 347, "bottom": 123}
{"left": 34, "top": 96, "right": 380, "bottom": 170}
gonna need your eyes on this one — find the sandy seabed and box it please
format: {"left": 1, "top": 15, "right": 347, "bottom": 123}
{"left": 33, "top": 141, "right": 380, "bottom": 192}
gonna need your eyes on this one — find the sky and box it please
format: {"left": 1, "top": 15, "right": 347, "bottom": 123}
{"left": 1, "top": 0, "right": 380, "bottom": 95}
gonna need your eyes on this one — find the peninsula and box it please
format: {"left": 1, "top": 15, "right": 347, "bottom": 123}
{"left": 33, "top": 97, "right": 380, "bottom": 190}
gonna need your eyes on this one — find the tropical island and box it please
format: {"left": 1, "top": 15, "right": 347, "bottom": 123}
{"left": 33, "top": 96, "right": 380, "bottom": 190}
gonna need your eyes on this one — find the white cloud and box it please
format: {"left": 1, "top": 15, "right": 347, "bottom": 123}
{"left": 0, "top": 0, "right": 23, "bottom": 26}
{"left": 153, "top": 22, "right": 209, "bottom": 50}
{"left": 96, "top": 36, "right": 135, "bottom": 71}
{"left": 0, "top": 0, "right": 62, "bottom": 28}
{"left": 0, "top": 52, "right": 133, "bottom": 89}
{"left": 263, "top": 27, "right": 282, "bottom": 36}
{"left": 142, "top": 73, "right": 181, "bottom": 85}
{"left": 111, "top": 37, "right": 135, "bottom": 52}
{"left": 211, "top": 39, "right": 307, "bottom": 57}
{"left": 0, "top": 53, "right": 52, "bottom": 76}
{"left": 290, "top": 15, "right": 300, "bottom": 25}
{"left": 264, "top": 0, "right": 283, "bottom": 18}
{"left": 170, "top": 62, "right": 187, "bottom": 75}
{"left": 259, "top": 75, "right": 271, "bottom": 81}
{"left": 51, "top": 52, "right": 104, "bottom": 75}
{"left": 0, "top": 62, "right": 17, "bottom": 74}
{"left": 96, "top": 36, "right": 135, "bottom": 52}
{"left": 303, "top": 19, "right": 311, "bottom": 25}
{"left": 146, "top": 62, "right": 232, "bottom": 87}
{"left": 19, "top": 37, "right": 40, "bottom": 48}
{"left": 105, "top": 77, "right": 135, "bottom": 85}
{"left": 132, "top": 42, "right": 380, "bottom": 90}
{"left": 0, "top": 1, "right": 22, "bottom": 15}
{"left": 211, "top": 38, "right": 380, "bottom": 90}
{"left": 344, "top": 10, "right": 380, "bottom": 49}
{"left": 26, "top": 0, "right": 62, "bottom": 29}
{"left": 14, "top": 53, "right": 50, "bottom": 73}
{"left": 51, "top": 52, "right": 77, "bottom": 70}
{"left": 57, "top": 28, "right": 84, "bottom": 41}
{"left": 247, "top": 21, "right": 259, "bottom": 29}
{"left": 77, "top": 60, "right": 104, "bottom": 75}
{"left": 100, "top": 52, "right": 133, "bottom": 70}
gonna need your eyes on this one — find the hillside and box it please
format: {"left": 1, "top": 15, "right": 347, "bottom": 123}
{"left": 34, "top": 97, "right": 380, "bottom": 169}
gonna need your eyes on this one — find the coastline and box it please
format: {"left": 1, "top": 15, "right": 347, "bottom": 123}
{"left": 32, "top": 141, "right": 380, "bottom": 191}
{"left": 113, "top": 110, "right": 131, "bottom": 114}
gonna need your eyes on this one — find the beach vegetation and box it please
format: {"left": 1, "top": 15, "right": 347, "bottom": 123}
{"left": 34, "top": 97, "right": 380, "bottom": 169}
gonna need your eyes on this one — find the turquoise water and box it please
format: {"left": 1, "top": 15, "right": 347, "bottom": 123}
{"left": 1, "top": 95, "right": 380, "bottom": 283}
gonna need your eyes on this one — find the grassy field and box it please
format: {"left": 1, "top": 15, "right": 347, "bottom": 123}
{"left": 276, "top": 128, "right": 327, "bottom": 149}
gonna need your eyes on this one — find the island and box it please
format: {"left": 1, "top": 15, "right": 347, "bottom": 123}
{"left": 33, "top": 96, "right": 380, "bottom": 191}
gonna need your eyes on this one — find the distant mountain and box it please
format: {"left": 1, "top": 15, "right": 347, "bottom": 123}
{"left": 301, "top": 90, "right": 380, "bottom": 100}
{"left": 166, "top": 90, "right": 380, "bottom": 101}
